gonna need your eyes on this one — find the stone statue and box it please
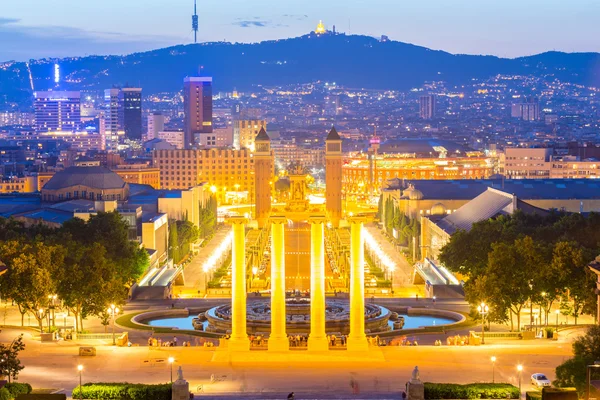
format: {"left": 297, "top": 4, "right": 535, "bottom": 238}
{"left": 411, "top": 366, "right": 420, "bottom": 381}
{"left": 177, "top": 366, "right": 184, "bottom": 381}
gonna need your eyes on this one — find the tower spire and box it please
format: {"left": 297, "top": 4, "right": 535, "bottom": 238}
{"left": 192, "top": 0, "right": 199, "bottom": 44}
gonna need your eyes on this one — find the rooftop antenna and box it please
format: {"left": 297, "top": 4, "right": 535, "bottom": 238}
{"left": 192, "top": 0, "right": 199, "bottom": 44}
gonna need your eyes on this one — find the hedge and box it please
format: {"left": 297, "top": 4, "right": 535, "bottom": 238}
{"left": 72, "top": 383, "right": 171, "bottom": 400}
{"left": 5, "top": 383, "right": 32, "bottom": 397}
{"left": 424, "top": 383, "right": 520, "bottom": 399}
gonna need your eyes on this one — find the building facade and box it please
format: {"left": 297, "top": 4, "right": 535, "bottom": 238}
{"left": 147, "top": 112, "right": 165, "bottom": 141}
{"left": 122, "top": 88, "right": 142, "bottom": 140}
{"left": 183, "top": 77, "right": 213, "bottom": 148}
{"left": 419, "top": 94, "right": 436, "bottom": 120}
{"left": 501, "top": 147, "right": 600, "bottom": 179}
{"left": 103, "top": 89, "right": 124, "bottom": 151}
{"left": 34, "top": 91, "right": 81, "bottom": 132}
{"left": 233, "top": 119, "right": 266, "bottom": 150}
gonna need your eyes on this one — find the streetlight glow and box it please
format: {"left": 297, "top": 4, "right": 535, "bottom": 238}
{"left": 77, "top": 364, "right": 83, "bottom": 372}
{"left": 168, "top": 357, "right": 175, "bottom": 383}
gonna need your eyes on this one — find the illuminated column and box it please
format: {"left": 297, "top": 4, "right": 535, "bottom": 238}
{"left": 308, "top": 215, "right": 329, "bottom": 352}
{"left": 347, "top": 216, "right": 369, "bottom": 352}
{"left": 227, "top": 217, "right": 250, "bottom": 352}
{"left": 268, "top": 216, "right": 289, "bottom": 351}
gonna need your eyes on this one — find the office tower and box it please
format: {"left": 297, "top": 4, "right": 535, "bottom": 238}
{"left": 254, "top": 127, "right": 273, "bottom": 227}
{"left": 325, "top": 126, "right": 342, "bottom": 227}
{"left": 419, "top": 94, "right": 436, "bottom": 120}
{"left": 183, "top": 77, "right": 213, "bottom": 148}
{"left": 34, "top": 91, "right": 81, "bottom": 132}
{"left": 122, "top": 88, "right": 142, "bottom": 140}
{"left": 324, "top": 95, "right": 341, "bottom": 116}
{"left": 104, "top": 89, "right": 124, "bottom": 151}
{"left": 147, "top": 112, "right": 165, "bottom": 141}
{"left": 233, "top": 120, "right": 266, "bottom": 150}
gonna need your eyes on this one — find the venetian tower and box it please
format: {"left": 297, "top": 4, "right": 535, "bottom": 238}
{"left": 254, "top": 127, "right": 273, "bottom": 227}
{"left": 325, "top": 126, "right": 342, "bottom": 227}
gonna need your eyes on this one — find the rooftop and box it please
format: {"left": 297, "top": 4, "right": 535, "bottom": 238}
{"left": 43, "top": 166, "right": 127, "bottom": 191}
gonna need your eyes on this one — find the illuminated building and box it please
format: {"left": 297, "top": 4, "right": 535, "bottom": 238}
{"left": 197, "top": 127, "right": 233, "bottom": 148}
{"left": 343, "top": 139, "right": 493, "bottom": 197}
{"left": 501, "top": 147, "right": 600, "bottom": 179}
{"left": 147, "top": 112, "right": 165, "bottom": 141}
{"left": 112, "top": 164, "right": 161, "bottom": 189}
{"left": 315, "top": 20, "right": 326, "bottom": 35}
{"left": 0, "top": 176, "right": 37, "bottom": 193}
{"left": 122, "top": 88, "right": 143, "bottom": 140}
{"left": 41, "top": 166, "right": 129, "bottom": 202}
{"left": 34, "top": 91, "right": 81, "bottom": 132}
{"left": 233, "top": 119, "right": 266, "bottom": 150}
{"left": 511, "top": 97, "right": 540, "bottom": 121}
{"left": 104, "top": 89, "right": 124, "bottom": 151}
{"left": 419, "top": 94, "right": 436, "bottom": 120}
{"left": 254, "top": 127, "right": 273, "bottom": 227}
{"left": 184, "top": 77, "right": 213, "bottom": 148}
{"left": 158, "top": 130, "right": 185, "bottom": 149}
{"left": 153, "top": 148, "right": 259, "bottom": 204}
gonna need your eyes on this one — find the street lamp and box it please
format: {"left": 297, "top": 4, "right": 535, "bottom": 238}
{"left": 108, "top": 304, "right": 119, "bottom": 346}
{"left": 555, "top": 309, "right": 560, "bottom": 331}
{"left": 491, "top": 356, "right": 496, "bottom": 383}
{"left": 478, "top": 302, "right": 489, "bottom": 344}
{"left": 517, "top": 364, "right": 523, "bottom": 396}
{"left": 168, "top": 357, "right": 175, "bottom": 383}
{"left": 77, "top": 364, "right": 83, "bottom": 400}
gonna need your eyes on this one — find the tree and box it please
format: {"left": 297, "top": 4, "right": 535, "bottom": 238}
{"left": 169, "top": 220, "right": 180, "bottom": 263}
{"left": 555, "top": 325, "right": 600, "bottom": 394}
{"left": 0, "top": 335, "right": 25, "bottom": 383}
{"left": 0, "top": 241, "right": 62, "bottom": 330}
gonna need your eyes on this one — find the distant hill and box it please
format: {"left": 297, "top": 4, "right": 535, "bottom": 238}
{"left": 2, "top": 33, "right": 600, "bottom": 106}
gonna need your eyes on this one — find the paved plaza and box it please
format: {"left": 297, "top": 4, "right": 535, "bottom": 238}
{"left": 9, "top": 326, "right": 576, "bottom": 397}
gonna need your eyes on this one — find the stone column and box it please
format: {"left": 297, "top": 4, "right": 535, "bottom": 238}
{"left": 347, "top": 216, "right": 369, "bottom": 351}
{"left": 308, "top": 215, "right": 329, "bottom": 351}
{"left": 268, "top": 216, "right": 289, "bottom": 351}
{"left": 227, "top": 216, "right": 250, "bottom": 352}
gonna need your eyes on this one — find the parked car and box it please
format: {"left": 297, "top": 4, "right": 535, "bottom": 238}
{"left": 531, "top": 373, "right": 552, "bottom": 388}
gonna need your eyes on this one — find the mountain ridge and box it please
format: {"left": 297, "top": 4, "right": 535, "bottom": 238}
{"left": 2, "top": 33, "right": 600, "bottom": 107}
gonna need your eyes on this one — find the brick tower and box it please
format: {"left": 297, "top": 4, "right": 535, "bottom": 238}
{"left": 254, "top": 127, "right": 273, "bottom": 227}
{"left": 325, "top": 126, "right": 343, "bottom": 227}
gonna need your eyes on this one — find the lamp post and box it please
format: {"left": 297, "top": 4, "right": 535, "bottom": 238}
{"left": 517, "top": 365, "right": 523, "bottom": 397}
{"left": 478, "top": 302, "right": 489, "bottom": 344}
{"left": 108, "top": 304, "right": 119, "bottom": 346}
{"left": 168, "top": 357, "right": 175, "bottom": 383}
{"left": 555, "top": 309, "right": 560, "bottom": 331}
{"left": 491, "top": 356, "right": 496, "bottom": 383}
{"left": 77, "top": 365, "right": 83, "bottom": 400}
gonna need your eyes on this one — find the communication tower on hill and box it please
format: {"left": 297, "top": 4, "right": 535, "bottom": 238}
{"left": 192, "top": 0, "right": 199, "bottom": 43}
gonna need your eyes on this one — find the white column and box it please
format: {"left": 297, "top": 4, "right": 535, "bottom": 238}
{"left": 227, "top": 217, "right": 249, "bottom": 351}
{"left": 308, "top": 215, "right": 329, "bottom": 352}
{"left": 269, "top": 216, "right": 289, "bottom": 351}
{"left": 347, "top": 216, "right": 369, "bottom": 351}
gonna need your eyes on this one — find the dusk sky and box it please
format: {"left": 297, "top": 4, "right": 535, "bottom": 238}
{"left": 2, "top": 0, "right": 599, "bottom": 61}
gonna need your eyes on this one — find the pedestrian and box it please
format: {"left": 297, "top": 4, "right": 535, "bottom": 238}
{"left": 287, "top": 392, "right": 295, "bottom": 400}
{"left": 173, "top": 336, "right": 178, "bottom": 346}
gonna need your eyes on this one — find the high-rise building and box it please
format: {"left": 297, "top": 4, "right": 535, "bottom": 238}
{"left": 122, "top": 88, "right": 142, "bottom": 140}
{"left": 34, "top": 91, "right": 81, "bottom": 132}
{"left": 147, "top": 112, "right": 165, "bottom": 141}
{"left": 325, "top": 127, "right": 343, "bottom": 227}
{"left": 233, "top": 120, "right": 266, "bottom": 150}
{"left": 104, "top": 89, "right": 124, "bottom": 151}
{"left": 511, "top": 97, "right": 540, "bottom": 121}
{"left": 183, "top": 77, "right": 213, "bottom": 148}
{"left": 254, "top": 127, "right": 273, "bottom": 227}
{"left": 419, "top": 94, "right": 436, "bottom": 120}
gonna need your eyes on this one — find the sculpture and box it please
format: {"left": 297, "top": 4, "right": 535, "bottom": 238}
{"left": 411, "top": 366, "right": 420, "bottom": 381}
{"left": 177, "top": 366, "right": 184, "bottom": 381}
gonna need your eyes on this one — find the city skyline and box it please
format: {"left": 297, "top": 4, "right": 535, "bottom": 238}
{"left": 2, "top": 0, "right": 600, "bottom": 61}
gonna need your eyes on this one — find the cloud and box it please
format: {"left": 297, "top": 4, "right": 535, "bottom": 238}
{"left": 0, "top": 17, "right": 20, "bottom": 25}
{"left": 234, "top": 20, "right": 270, "bottom": 28}
{"left": 282, "top": 14, "right": 309, "bottom": 21}
{"left": 0, "top": 21, "right": 179, "bottom": 61}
